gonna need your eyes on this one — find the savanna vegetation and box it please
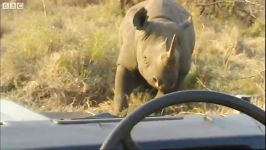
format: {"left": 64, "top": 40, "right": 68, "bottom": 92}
{"left": 0, "top": 0, "right": 265, "bottom": 116}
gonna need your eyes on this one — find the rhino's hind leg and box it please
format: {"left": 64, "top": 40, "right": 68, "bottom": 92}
{"left": 113, "top": 65, "right": 136, "bottom": 115}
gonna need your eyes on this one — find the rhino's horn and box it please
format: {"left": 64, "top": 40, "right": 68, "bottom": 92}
{"left": 168, "top": 34, "right": 177, "bottom": 58}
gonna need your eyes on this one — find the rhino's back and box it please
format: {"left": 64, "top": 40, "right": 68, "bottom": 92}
{"left": 124, "top": 0, "right": 190, "bottom": 24}
{"left": 119, "top": 0, "right": 191, "bottom": 47}
{"left": 145, "top": 0, "right": 189, "bottom": 23}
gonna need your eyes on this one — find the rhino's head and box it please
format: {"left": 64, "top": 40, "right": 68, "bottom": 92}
{"left": 133, "top": 8, "right": 191, "bottom": 92}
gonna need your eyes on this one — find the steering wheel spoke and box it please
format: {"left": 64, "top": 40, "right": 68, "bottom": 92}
{"left": 122, "top": 134, "right": 140, "bottom": 150}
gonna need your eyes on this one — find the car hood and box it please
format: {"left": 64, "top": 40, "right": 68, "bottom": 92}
{"left": 0, "top": 100, "right": 49, "bottom": 122}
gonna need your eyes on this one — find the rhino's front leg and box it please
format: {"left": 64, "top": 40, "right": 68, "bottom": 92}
{"left": 113, "top": 65, "right": 136, "bottom": 115}
{"left": 153, "top": 90, "right": 165, "bottom": 116}
{"left": 152, "top": 72, "right": 187, "bottom": 116}
{"left": 175, "top": 72, "right": 187, "bottom": 90}
{"left": 155, "top": 90, "right": 165, "bottom": 98}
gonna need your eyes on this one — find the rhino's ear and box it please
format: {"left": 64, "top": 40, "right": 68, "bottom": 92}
{"left": 177, "top": 16, "right": 192, "bottom": 31}
{"left": 133, "top": 7, "right": 148, "bottom": 30}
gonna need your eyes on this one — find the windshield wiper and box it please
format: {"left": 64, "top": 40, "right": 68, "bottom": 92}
{"left": 52, "top": 115, "right": 183, "bottom": 125}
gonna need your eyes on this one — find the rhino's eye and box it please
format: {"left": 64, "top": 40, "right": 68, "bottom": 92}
{"left": 143, "top": 56, "right": 149, "bottom": 65}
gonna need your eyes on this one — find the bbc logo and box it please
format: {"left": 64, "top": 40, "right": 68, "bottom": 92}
{"left": 2, "top": 2, "right": 24, "bottom": 9}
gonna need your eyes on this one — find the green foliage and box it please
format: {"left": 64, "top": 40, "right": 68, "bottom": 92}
{"left": 243, "top": 21, "right": 265, "bottom": 37}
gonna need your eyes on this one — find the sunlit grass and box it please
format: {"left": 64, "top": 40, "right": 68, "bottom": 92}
{"left": 0, "top": 0, "right": 264, "bottom": 116}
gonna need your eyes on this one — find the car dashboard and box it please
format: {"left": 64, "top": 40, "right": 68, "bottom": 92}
{"left": 1, "top": 100, "right": 265, "bottom": 150}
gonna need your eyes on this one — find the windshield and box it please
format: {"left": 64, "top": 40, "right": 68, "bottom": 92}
{"left": 0, "top": 0, "right": 265, "bottom": 117}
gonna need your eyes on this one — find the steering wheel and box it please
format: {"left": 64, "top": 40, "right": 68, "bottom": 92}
{"left": 100, "top": 90, "right": 265, "bottom": 150}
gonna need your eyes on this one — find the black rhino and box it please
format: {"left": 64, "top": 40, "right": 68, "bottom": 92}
{"left": 114, "top": 0, "right": 195, "bottom": 114}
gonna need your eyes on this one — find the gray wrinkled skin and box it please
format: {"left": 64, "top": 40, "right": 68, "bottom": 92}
{"left": 114, "top": 0, "right": 195, "bottom": 115}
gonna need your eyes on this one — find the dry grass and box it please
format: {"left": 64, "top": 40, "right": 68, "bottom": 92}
{"left": 0, "top": 0, "right": 265, "bottom": 116}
